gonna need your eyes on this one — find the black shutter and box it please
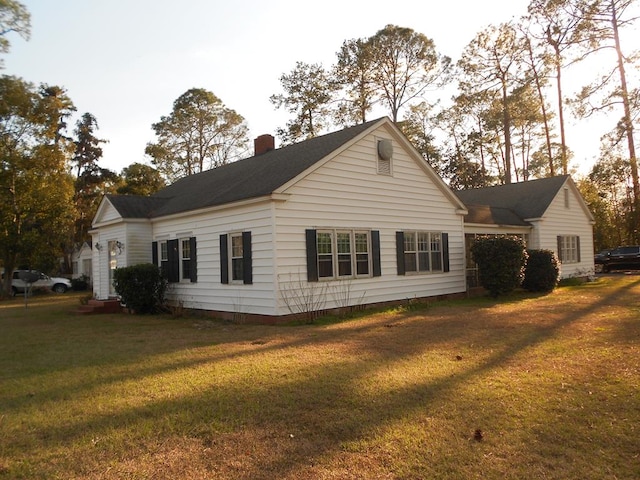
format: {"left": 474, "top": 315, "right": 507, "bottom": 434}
{"left": 152, "top": 241, "right": 158, "bottom": 266}
{"left": 220, "top": 234, "right": 229, "bottom": 284}
{"left": 557, "top": 236, "right": 563, "bottom": 262}
{"left": 372, "top": 230, "right": 381, "bottom": 277}
{"left": 576, "top": 236, "right": 581, "bottom": 262}
{"left": 189, "top": 237, "right": 197, "bottom": 283}
{"left": 167, "top": 239, "right": 179, "bottom": 283}
{"left": 242, "top": 231, "right": 252, "bottom": 285}
{"left": 396, "top": 231, "right": 405, "bottom": 275}
{"left": 305, "top": 229, "right": 318, "bottom": 282}
{"left": 442, "top": 233, "right": 450, "bottom": 273}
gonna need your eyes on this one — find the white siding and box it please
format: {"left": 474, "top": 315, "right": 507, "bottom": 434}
{"left": 151, "top": 202, "right": 277, "bottom": 315}
{"left": 96, "top": 201, "right": 121, "bottom": 223}
{"left": 272, "top": 124, "right": 466, "bottom": 315}
{"left": 534, "top": 183, "right": 595, "bottom": 278}
{"left": 124, "top": 222, "right": 153, "bottom": 266}
{"left": 91, "top": 224, "right": 126, "bottom": 299}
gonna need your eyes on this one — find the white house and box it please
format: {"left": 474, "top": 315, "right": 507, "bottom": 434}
{"left": 90, "top": 118, "right": 596, "bottom": 319}
{"left": 90, "top": 118, "right": 469, "bottom": 320}
{"left": 71, "top": 242, "right": 93, "bottom": 283}
{"left": 456, "top": 175, "right": 596, "bottom": 284}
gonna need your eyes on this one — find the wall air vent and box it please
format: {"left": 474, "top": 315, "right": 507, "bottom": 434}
{"left": 377, "top": 139, "right": 393, "bottom": 160}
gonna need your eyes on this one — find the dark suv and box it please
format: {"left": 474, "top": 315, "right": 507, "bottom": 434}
{"left": 594, "top": 246, "right": 640, "bottom": 273}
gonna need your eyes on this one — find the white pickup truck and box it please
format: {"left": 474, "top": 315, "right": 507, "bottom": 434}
{"left": 9, "top": 270, "right": 72, "bottom": 295}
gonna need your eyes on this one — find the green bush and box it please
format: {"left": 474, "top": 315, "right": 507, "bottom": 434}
{"left": 471, "top": 236, "right": 528, "bottom": 298}
{"left": 71, "top": 275, "right": 89, "bottom": 291}
{"left": 112, "top": 263, "right": 167, "bottom": 314}
{"left": 522, "top": 249, "right": 559, "bottom": 292}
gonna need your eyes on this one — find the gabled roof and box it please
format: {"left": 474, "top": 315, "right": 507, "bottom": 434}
{"left": 100, "top": 117, "right": 466, "bottom": 221}
{"left": 106, "top": 196, "right": 169, "bottom": 219}
{"left": 104, "top": 118, "right": 385, "bottom": 220}
{"left": 463, "top": 205, "right": 530, "bottom": 227}
{"left": 456, "top": 175, "right": 572, "bottom": 225}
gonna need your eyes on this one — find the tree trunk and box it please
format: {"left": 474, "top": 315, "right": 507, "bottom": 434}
{"left": 611, "top": 0, "right": 639, "bottom": 240}
{"left": 528, "top": 37, "right": 555, "bottom": 176}
{"left": 502, "top": 83, "right": 512, "bottom": 184}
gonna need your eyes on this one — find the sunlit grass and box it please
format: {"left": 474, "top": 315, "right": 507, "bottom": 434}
{"left": 1, "top": 276, "right": 639, "bottom": 479}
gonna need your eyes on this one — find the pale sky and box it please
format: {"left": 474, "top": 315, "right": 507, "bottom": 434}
{"left": 4, "top": 0, "right": 622, "bottom": 176}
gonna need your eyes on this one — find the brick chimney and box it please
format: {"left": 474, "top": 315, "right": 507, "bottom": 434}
{"left": 254, "top": 134, "right": 275, "bottom": 155}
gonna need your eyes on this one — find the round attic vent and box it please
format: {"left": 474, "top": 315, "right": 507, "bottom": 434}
{"left": 377, "top": 139, "right": 393, "bottom": 160}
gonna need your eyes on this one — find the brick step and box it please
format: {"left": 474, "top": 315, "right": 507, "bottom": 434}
{"left": 75, "top": 299, "right": 122, "bottom": 315}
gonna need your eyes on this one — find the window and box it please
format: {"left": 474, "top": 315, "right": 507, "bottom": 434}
{"left": 396, "top": 231, "right": 449, "bottom": 275}
{"left": 152, "top": 237, "right": 197, "bottom": 283}
{"left": 564, "top": 188, "right": 570, "bottom": 208}
{"left": 557, "top": 235, "right": 580, "bottom": 263}
{"left": 220, "top": 232, "right": 252, "bottom": 285}
{"left": 180, "top": 238, "right": 191, "bottom": 281}
{"left": 159, "top": 241, "right": 169, "bottom": 278}
{"left": 306, "top": 229, "right": 381, "bottom": 282}
{"left": 231, "top": 233, "right": 244, "bottom": 282}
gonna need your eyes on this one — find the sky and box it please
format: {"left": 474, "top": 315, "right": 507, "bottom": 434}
{"left": 4, "top": 0, "right": 626, "bottom": 176}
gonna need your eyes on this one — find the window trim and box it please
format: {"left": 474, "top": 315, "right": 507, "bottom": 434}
{"left": 396, "top": 231, "right": 450, "bottom": 275}
{"left": 220, "top": 231, "right": 252, "bottom": 285}
{"left": 557, "top": 235, "right": 580, "bottom": 264}
{"left": 152, "top": 237, "right": 197, "bottom": 283}
{"left": 306, "top": 229, "right": 381, "bottom": 282}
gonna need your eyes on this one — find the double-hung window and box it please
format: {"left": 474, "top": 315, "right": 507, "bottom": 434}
{"left": 397, "top": 231, "right": 449, "bottom": 275}
{"left": 557, "top": 235, "right": 580, "bottom": 263}
{"left": 306, "top": 229, "right": 381, "bottom": 282}
{"left": 152, "top": 237, "right": 197, "bottom": 283}
{"left": 220, "top": 231, "right": 253, "bottom": 285}
{"left": 180, "top": 238, "right": 192, "bottom": 281}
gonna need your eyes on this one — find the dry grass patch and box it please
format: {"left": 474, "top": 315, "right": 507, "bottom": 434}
{"left": 1, "top": 276, "right": 639, "bottom": 479}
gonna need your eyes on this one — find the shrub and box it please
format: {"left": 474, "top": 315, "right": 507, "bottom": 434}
{"left": 112, "top": 263, "right": 167, "bottom": 314}
{"left": 471, "top": 236, "right": 528, "bottom": 298}
{"left": 71, "top": 275, "right": 89, "bottom": 291}
{"left": 523, "top": 249, "right": 559, "bottom": 292}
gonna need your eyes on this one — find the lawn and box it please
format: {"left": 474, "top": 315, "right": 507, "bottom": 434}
{"left": 1, "top": 275, "right": 639, "bottom": 479}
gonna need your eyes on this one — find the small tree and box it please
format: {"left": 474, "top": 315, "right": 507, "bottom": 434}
{"left": 522, "top": 249, "right": 559, "bottom": 292}
{"left": 112, "top": 263, "right": 167, "bottom": 314}
{"left": 470, "top": 236, "right": 528, "bottom": 297}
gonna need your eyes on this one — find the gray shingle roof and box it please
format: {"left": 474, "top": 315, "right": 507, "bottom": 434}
{"left": 463, "top": 204, "right": 531, "bottom": 226}
{"left": 456, "top": 175, "right": 570, "bottom": 225}
{"left": 106, "top": 118, "right": 384, "bottom": 219}
{"left": 106, "top": 196, "right": 168, "bottom": 219}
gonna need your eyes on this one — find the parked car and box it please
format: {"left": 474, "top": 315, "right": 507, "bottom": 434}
{"left": 594, "top": 246, "right": 640, "bottom": 273}
{"left": 8, "top": 270, "right": 72, "bottom": 296}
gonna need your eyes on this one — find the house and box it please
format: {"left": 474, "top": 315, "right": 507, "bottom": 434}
{"left": 90, "top": 117, "right": 469, "bottom": 320}
{"left": 456, "top": 175, "right": 596, "bottom": 284}
{"left": 71, "top": 242, "right": 93, "bottom": 284}
{"left": 90, "top": 118, "right": 596, "bottom": 319}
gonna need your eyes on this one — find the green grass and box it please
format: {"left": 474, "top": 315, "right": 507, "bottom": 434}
{"left": 1, "top": 275, "right": 639, "bottom": 479}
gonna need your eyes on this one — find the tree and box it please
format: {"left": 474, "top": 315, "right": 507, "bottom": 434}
{"left": 71, "top": 113, "right": 117, "bottom": 248}
{"left": 0, "top": 76, "right": 75, "bottom": 295}
{"left": 117, "top": 162, "right": 165, "bottom": 196}
{"left": 0, "top": 0, "right": 30, "bottom": 67}
{"left": 398, "top": 101, "right": 443, "bottom": 172}
{"left": 458, "top": 22, "right": 527, "bottom": 184}
{"left": 368, "top": 24, "right": 451, "bottom": 123}
{"left": 332, "top": 38, "right": 377, "bottom": 126}
{"left": 146, "top": 88, "right": 249, "bottom": 182}
{"left": 572, "top": 0, "right": 639, "bottom": 241}
{"left": 527, "top": 0, "right": 590, "bottom": 176}
{"left": 270, "top": 62, "right": 335, "bottom": 145}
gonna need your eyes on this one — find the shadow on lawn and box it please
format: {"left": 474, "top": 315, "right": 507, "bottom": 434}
{"left": 2, "top": 278, "right": 640, "bottom": 478}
